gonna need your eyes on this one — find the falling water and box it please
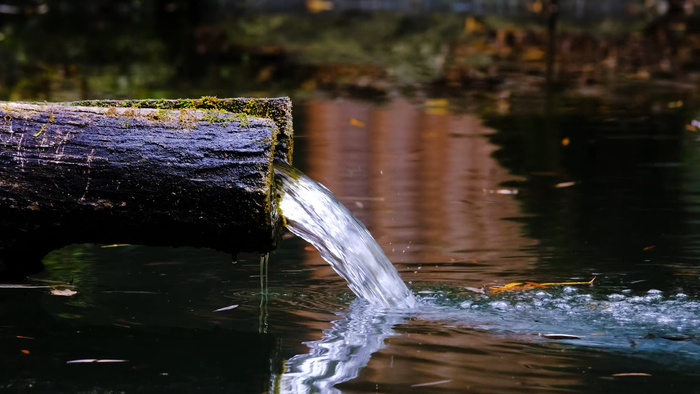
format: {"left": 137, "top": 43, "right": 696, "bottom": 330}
{"left": 274, "top": 162, "right": 416, "bottom": 309}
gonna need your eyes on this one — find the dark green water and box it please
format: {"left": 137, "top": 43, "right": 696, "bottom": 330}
{"left": 2, "top": 95, "right": 700, "bottom": 392}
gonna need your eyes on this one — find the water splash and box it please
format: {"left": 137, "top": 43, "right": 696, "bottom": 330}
{"left": 274, "top": 162, "right": 416, "bottom": 309}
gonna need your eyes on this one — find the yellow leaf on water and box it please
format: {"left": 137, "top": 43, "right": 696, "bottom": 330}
{"left": 489, "top": 277, "right": 595, "bottom": 293}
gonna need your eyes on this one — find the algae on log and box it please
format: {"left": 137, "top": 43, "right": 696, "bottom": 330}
{"left": 0, "top": 98, "right": 292, "bottom": 277}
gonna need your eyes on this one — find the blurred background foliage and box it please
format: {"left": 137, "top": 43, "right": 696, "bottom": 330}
{"left": 0, "top": 0, "right": 698, "bottom": 105}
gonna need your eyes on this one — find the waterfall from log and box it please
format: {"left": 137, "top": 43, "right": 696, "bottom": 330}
{"left": 274, "top": 162, "right": 416, "bottom": 309}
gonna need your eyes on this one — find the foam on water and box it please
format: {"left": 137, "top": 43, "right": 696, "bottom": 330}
{"left": 274, "top": 162, "right": 416, "bottom": 309}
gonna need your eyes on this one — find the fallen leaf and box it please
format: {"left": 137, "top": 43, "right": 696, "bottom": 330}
{"left": 643, "top": 245, "right": 655, "bottom": 251}
{"left": 349, "top": 118, "right": 365, "bottom": 127}
{"left": 555, "top": 181, "right": 577, "bottom": 188}
{"left": 561, "top": 137, "right": 570, "bottom": 146}
{"left": 612, "top": 373, "right": 651, "bottom": 377}
{"left": 489, "top": 277, "right": 595, "bottom": 293}
{"left": 67, "top": 359, "right": 128, "bottom": 364}
{"left": 101, "top": 244, "right": 131, "bottom": 248}
{"left": 459, "top": 287, "right": 486, "bottom": 294}
{"left": 50, "top": 289, "right": 77, "bottom": 297}
{"left": 16, "top": 335, "right": 35, "bottom": 340}
{"left": 20, "top": 349, "right": 30, "bottom": 354}
{"left": 213, "top": 304, "right": 239, "bottom": 312}
{"left": 668, "top": 100, "right": 683, "bottom": 109}
{"left": 411, "top": 379, "right": 452, "bottom": 388}
{"left": 482, "top": 188, "right": 519, "bottom": 195}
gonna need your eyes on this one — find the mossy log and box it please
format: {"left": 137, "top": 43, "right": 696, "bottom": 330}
{"left": 0, "top": 98, "right": 292, "bottom": 277}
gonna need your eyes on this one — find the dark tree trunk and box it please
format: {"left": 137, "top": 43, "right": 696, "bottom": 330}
{"left": 0, "top": 97, "right": 292, "bottom": 278}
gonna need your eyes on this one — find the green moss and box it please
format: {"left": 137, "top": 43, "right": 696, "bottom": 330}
{"left": 68, "top": 96, "right": 293, "bottom": 161}
{"left": 33, "top": 113, "right": 55, "bottom": 137}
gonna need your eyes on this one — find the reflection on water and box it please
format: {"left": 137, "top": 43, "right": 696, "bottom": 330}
{"left": 276, "top": 299, "right": 407, "bottom": 393}
{"left": 301, "top": 97, "right": 536, "bottom": 287}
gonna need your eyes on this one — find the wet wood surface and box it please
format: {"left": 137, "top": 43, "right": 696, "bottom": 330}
{"left": 0, "top": 99, "right": 292, "bottom": 277}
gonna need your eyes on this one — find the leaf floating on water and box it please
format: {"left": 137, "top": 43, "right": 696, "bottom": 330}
{"left": 213, "top": 304, "right": 239, "bottom": 312}
{"left": 101, "top": 244, "right": 131, "bottom": 248}
{"left": 411, "top": 379, "right": 452, "bottom": 388}
{"left": 561, "top": 137, "right": 570, "bottom": 146}
{"left": 555, "top": 181, "right": 577, "bottom": 188}
{"left": 612, "top": 373, "right": 652, "bottom": 377}
{"left": 16, "top": 335, "right": 35, "bottom": 340}
{"left": 643, "top": 245, "right": 655, "bottom": 251}
{"left": 540, "top": 333, "right": 582, "bottom": 340}
{"left": 50, "top": 288, "right": 78, "bottom": 296}
{"left": 67, "top": 359, "right": 128, "bottom": 364}
{"left": 489, "top": 277, "right": 595, "bottom": 293}
{"left": 459, "top": 286, "right": 486, "bottom": 294}
{"left": 20, "top": 349, "right": 30, "bottom": 354}
{"left": 482, "top": 188, "right": 519, "bottom": 195}
{"left": 349, "top": 118, "right": 365, "bottom": 128}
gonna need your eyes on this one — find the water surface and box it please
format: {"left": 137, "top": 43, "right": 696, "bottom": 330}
{"left": 2, "top": 95, "right": 700, "bottom": 393}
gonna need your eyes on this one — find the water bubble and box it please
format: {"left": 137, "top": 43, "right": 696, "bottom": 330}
{"left": 608, "top": 293, "right": 626, "bottom": 301}
{"left": 491, "top": 301, "right": 510, "bottom": 312}
{"left": 459, "top": 301, "right": 473, "bottom": 309}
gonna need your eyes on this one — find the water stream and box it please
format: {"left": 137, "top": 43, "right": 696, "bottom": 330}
{"left": 274, "top": 162, "right": 416, "bottom": 309}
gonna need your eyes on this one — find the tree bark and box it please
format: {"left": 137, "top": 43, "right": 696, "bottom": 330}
{"left": 0, "top": 98, "right": 292, "bottom": 277}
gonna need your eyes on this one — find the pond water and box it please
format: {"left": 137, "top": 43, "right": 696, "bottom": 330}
{"left": 2, "top": 92, "right": 700, "bottom": 392}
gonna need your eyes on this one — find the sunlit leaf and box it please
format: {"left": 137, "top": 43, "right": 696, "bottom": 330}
{"left": 489, "top": 277, "right": 595, "bottom": 293}
{"left": 555, "top": 181, "right": 576, "bottom": 188}
{"left": 349, "top": 118, "right": 365, "bottom": 127}
{"left": 482, "top": 188, "right": 518, "bottom": 195}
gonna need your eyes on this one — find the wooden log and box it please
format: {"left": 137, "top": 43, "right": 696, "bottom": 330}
{"left": 0, "top": 97, "right": 292, "bottom": 277}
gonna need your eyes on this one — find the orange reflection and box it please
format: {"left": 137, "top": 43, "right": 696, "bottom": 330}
{"left": 301, "top": 97, "right": 537, "bottom": 285}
